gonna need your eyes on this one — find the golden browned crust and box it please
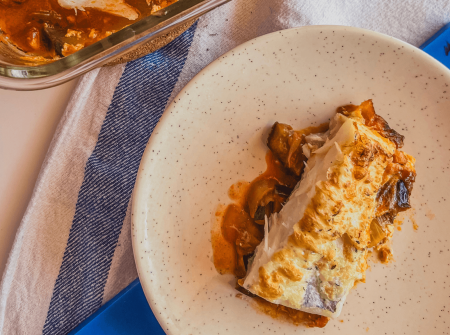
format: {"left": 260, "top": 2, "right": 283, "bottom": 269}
{"left": 248, "top": 104, "right": 416, "bottom": 310}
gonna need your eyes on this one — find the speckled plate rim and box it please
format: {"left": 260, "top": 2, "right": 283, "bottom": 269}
{"left": 131, "top": 25, "right": 450, "bottom": 334}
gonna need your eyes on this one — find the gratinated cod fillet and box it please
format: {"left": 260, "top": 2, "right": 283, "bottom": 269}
{"left": 241, "top": 101, "right": 416, "bottom": 318}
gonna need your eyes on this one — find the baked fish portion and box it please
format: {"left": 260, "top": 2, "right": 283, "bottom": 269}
{"left": 242, "top": 103, "right": 415, "bottom": 318}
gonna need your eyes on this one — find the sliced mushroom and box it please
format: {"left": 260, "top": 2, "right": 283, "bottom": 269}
{"left": 286, "top": 133, "right": 304, "bottom": 176}
{"left": 247, "top": 179, "right": 278, "bottom": 219}
{"left": 376, "top": 176, "right": 412, "bottom": 219}
{"left": 247, "top": 179, "right": 291, "bottom": 225}
{"left": 267, "top": 122, "right": 306, "bottom": 176}
{"left": 267, "top": 122, "right": 293, "bottom": 163}
{"left": 375, "top": 176, "right": 399, "bottom": 217}
{"left": 396, "top": 180, "right": 410, "bottom": 209}
{"left": 221, "top": 204, "right": 264, "bottom": 278}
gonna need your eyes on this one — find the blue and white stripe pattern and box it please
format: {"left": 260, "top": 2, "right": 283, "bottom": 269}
{"left": 42, "top": 22, "right": 197, "bottom": 335}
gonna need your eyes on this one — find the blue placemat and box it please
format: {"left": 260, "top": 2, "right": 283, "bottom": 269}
{"left": 420, "top": 22, "right": 450, "bottom": 67}
{"left": 68, "top": 279, "right": 164, "bottom": 335}
{"left": 68, "top": 23, "right": 450, "bottom": 335}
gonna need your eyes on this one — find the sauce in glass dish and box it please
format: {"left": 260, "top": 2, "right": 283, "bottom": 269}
{"left": 0, "top": 0, "right": 176, "bottom": 59}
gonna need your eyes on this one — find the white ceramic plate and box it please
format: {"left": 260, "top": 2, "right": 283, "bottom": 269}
{"left": 132, "top": 26, "right": 450, "bottom": 334}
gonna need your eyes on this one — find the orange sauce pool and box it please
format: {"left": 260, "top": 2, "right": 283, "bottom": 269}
{"left": 0, "top": 0, "right": 175, "bottom": 58}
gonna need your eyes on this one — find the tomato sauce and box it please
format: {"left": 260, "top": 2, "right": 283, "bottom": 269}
{"left": 0, "top": 0, "right": 175, "bottom": 58}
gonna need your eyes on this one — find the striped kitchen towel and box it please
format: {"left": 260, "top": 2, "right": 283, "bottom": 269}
{"left": 0, "top": 1, "right": 449, "bottom": 334}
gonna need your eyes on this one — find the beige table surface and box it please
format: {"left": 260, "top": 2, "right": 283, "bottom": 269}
{"left": 0, "top": 80, "right": 78, "bottom": 277}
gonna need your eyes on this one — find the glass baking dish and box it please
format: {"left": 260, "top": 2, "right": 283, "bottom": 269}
{"left": 0, "top": 0, "right": 229, "bottom": 91}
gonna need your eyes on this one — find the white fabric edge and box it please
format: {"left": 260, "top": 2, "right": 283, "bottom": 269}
{"left": 0, "top": 64, "right": 126, "bottom": 335}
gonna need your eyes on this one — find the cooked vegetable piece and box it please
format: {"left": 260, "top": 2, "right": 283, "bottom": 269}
{"left": 253, "top": 203, "right": 275, "bottom": 225}
{"left": 43, "top": 24, "right": 85, "bottom": 56}
{"left": 375, "top": 212, "right": 395, "bottom": 227}
{"left": 376, "top": 177, "right": 411, "bottom": 216}
{"left": 267, "top": 122, "right": 293, "bottom": 163}
{"left": 376, "top": 176, "right": 399, "bottom": 217}
{"left": 254, "top": 206, "right": 266, "bottom": 222}
{"left": 337, "top": 100, "right": 404, "bottom": 148}
{"left": 285, "top": 133, "right": 304, "bottom": 175}
{"left": 275, "top": 184, "right": 293, "bottom": 197}
{"left": 43, "top": 24, "right": 69, "bottom": 56}
{"left": 221, "top": 204, "right": 264, "bottom": 278}
{"left": 378, "top": 246, "right": 393, "bottom": 264}
{"left": 267, "top": 122, "right": 306, "bottom": 176}
{"left": 396, "top": 180, "right": 410, "bottom": 209}
{"left": 247, "top": 179, "right": 278, "bottom": 219}
{"left": 376, "top": 151, "right": 415, "bottom": 221}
